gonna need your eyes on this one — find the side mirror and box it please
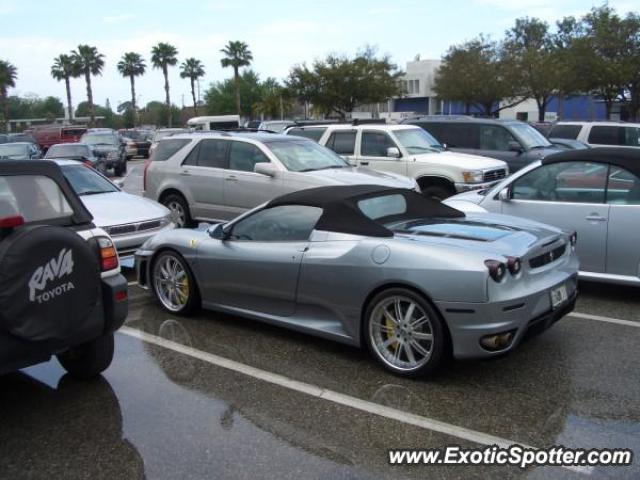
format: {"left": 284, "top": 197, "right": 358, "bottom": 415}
{"left": 386, "top": 147, "right": 401, "bottom": 158}
{"left": 508, "top": 141, "right": 523, "bottom": 153}
{"left": 208, "top": 223, "right": 229, "bottom": 240}
{"left": 254, "top": 162, "right": 277, "bottom": 177}
{"left": 498, "top": 188, "right": 511, "bottom": 201}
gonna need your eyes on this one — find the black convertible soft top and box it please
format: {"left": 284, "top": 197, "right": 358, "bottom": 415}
{"left": 542, "top": 147, "right": 640, "bottom": 178}
{"left": 267, "top": 184, "right": 464, "bottom": 237}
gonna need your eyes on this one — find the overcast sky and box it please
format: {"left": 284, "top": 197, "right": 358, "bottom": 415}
{"left": 1, "top": 0, "right": 636, "bottom": 110}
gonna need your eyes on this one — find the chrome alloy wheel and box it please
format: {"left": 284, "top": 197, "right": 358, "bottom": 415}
{"left": 369, "top": 295, "right": 434, "bottom": 371}
{"left": 153, "top": 254, "right": 190, "bottom": 312}
{"left": 166, "top": 200, "right": 186, "bottom": 228}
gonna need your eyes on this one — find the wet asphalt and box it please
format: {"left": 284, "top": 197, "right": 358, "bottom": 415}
{"left": 1, "top": 162, "right": 639, "bottom": 479}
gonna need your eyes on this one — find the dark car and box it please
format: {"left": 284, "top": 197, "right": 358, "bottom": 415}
{"left": 0, "top": 134, "right": 7, "bottom": 144}
{"left": 80, "top": 130, "right": 127, "bottom": 176}
{"left": 0, "top": 142, "right": 42, "bottom": 160}
{"left": 0, "top": 160, "right": 128, "bottom": 378}
{"left": 403, "top": 116, "right": 562, "bottom": 172}
{"left": 44, "top": 142, "right": 105, "bottom": 173}
{"left": 7, "top": 132, "right": 37, "bottom": 144}
{"left": 120, "top": 129, "right": 153, "bottom": 158}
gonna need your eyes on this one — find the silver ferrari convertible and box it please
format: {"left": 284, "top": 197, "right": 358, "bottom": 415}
{"left": 136, "top": 185, "right": 579, "bottom": 377}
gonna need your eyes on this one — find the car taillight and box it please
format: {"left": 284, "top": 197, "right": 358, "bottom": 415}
{"left": 97, "top": 236, "right": 119, "bottom": 271}
{"left": 0, "top": 215, "right": 24, "bottom": 229}
{"left": 485, "top": 260, "right": 506, "bottom": 282}
{"left": 506, "top": 256, "right": 522, "bottom": 275}
{"left": 143, "top": 159, "right": 151, "bottom": 191}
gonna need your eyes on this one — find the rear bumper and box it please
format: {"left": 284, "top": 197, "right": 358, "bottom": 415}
{"left": 101, "top": 273, "right": 128, "bottom": 333}
{"left": 436, "top": 274, "right": 578, "bottom": 359}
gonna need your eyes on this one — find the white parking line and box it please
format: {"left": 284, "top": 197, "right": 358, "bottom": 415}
{"left": 569, "top": 312, "right": 640, "bottom": 328}
{"left": 119, "top": 326, "right": 592, "bottom": 476}
{"left": 127, "top": 281, "right": 139, "bottom": 287}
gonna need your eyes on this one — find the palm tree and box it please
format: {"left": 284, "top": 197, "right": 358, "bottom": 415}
{"left": 0, "top": 60, "right": 17, "bottom": 132}
{"left": 151, "top": 42, "right": 178, "bottom": 127}
{"left": 220, "top": 41, "right": 253, "bottom": 117}
{"left": 117, "top": 52, "right": 146, "bottom": 126}
{"left": 71, "top": 45, "right": 105, "bottom": 127}
{"left": 51, "top": 54, "right": 80, "bottom": 122}
{"left": 180, "top": 58, "right": 205, "bottom": 116}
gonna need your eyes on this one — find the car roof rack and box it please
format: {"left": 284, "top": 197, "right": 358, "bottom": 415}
{"left": 287, "top": 119, "right": 387, "bottom": 128}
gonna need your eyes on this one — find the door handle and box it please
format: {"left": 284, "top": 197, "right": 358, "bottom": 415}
{"left": 585, "top": 214, "right": 607, "bottom": 222}
{"left": 180, "top": 170, "right": 191, "bottom": 176}
{"left": 360, "top": 161, "right": 369, "bottom": 166}
{"left": 225, "top": 175, "right": 238, "bottom": 182}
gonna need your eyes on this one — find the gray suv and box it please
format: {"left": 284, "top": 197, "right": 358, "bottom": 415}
{"left": 404, "top": 116, "right": 561, "bottom": 172}
{"left": 144, "top": 132, "right": 417, "bottom": 227}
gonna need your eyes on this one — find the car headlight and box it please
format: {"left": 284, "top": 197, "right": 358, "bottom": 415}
{"left": 462, "top": 170, "right": 484, "bottom": 183}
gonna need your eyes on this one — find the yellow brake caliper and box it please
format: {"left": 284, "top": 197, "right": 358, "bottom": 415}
{"left": 384, "top": 310, "right": 399, "bottom": 351}
{"left": 179, "top": 277, "right": 189, "bottom": 304}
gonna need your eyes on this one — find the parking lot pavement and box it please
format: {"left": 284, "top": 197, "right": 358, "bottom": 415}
{"left": 2, "top": 283, "right": 638, "bottom": 479}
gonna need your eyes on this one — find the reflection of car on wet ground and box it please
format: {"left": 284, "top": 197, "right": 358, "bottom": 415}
{"left": 51, "top": 159, "right": 174, "bottom": 267}
{"left": 446, "top": 148, "right": 640, "bottom": 286}
{"left": 0, "top": 160, "right": 128, "bottom": 378}
{"left": 136, "top": 184, "right": 578, "bottom": 377}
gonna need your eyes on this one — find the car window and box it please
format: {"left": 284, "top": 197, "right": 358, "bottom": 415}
{"left": 45, "top": 144, "right": 90, "bottom": 158}
{"left": 268, "top": 140, "right": 348, "bottom": 172}
{"left": 588, "top": 126, "right": 640, "bottom": 146}
{"left": 0, "top": 144, "right": 29, "bottom": 158}
{"left": 228, "top": 142, "right": 269, "bottom": 172}
{"left": 549, "top": 125, "right": 582, "bottom": 139}
{"left": 606, "top": 167, "right": 640, "bottom": 205}
{"left": 512, "top": 161, "right": 607, "bottom": 203}
{"left": 197, "top": 139, "right": 229, "bottom": 168}
{"left": 415, "top": 123, "right": 477, "bottom": 148}
{"left": 361, "top": 131, "right": 397, "bottom": 157}
{"left": 358, "top": 194, "right": 407, "bottom": 220}
{"left": 326, "top": 131, "right": 356, "bottom": 155}
{"left": 286, "top": 127, "right": 326, "bottom": 142}
{"left": 479, "top": 125, "right": 517, "bottom": 151}
{"left": 230, "top": 205, "right": 323, "bottom": 241}
{"left": 153, "top": 139, "right": 191, "bottom": 162}
{"left": 0, "top": 175, "right": 74, "bottom": 222}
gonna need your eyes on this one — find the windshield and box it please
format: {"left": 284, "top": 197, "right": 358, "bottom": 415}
{"left": 510, "top": 123, "right": 552, "bottom": 149}
{"left": 394, "top": 128, "right": 443, "bottom": 153}
{"left": 0, "top": 144, "right": 28, "bottom": 158}
{"left": 61, "top": 164, "right": 119, "bottom": 195}
{"left": 81, "top": 133, "right": 117, "bottom": 146}
{"left": 45, "top": 144, "right": 90, "bottom": 158}
{"left": 268, "top": 140, "right": 350, "bottom": 172}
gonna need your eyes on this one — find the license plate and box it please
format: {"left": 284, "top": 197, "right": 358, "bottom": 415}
{"left": 550, "top": 284, "right": 568, "bottom": 309}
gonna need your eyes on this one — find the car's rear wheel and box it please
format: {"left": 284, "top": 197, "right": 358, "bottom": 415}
{"left": 57, "top": 333, "right": 114, "bottom": 380}
{"left": 151, "top": 251, "right": 200, "bottom": 315}
{"left": 364, "top": 288, "right": 447, "bottom": 377}
{"left": 162, "top": 193, "right": 193, "bottom": 228}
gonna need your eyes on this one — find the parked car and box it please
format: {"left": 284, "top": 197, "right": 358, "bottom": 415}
{"left": 296, "top": 123, "right": 508, "bottom": 200}
{"left": 7, "top": 132, "right": 37, "bottom": 143}
{"left": 548, "top": 121, "right": 640, "bottom": 149}
{"left": 144, "top": 132, "right": 417, "bottom": 227}
{"left": 120, "top": 135, "right": 137, "bottom": 160}
{"left": 30, "top": 125, "right": 87, "bottom": 152}
{"left": 0, "top": 134, "right": 7, "bottom": 144}
{"left": 136, "top": 184, "right": 578, "bottom": 377}
{"left": 404, "top": 116, "right": 561, "bottom": 172}
{"left": 51, "top": 159, "right": 174, "bottom": 267}
{"left": 44, "top": 143, "right": 104, "bottom": 172}
{"left": 547, "top": 138, "right": 590, "bottom": 150}
{"left": 0, "top": 160, "right": 127, "bottom": 378}
{"left": 80, "top": 130, "right": 127, "bottom": 176}
{"left": 148, "top": 128, "right": 191, "bottom": 158}
{"left": 187, "top": 115, "right": 240, "bottom": 131}
{"left": 120, "top": 129, "right": 153, "bottom": 158}
{"left": 445, "top": 148, "right": 640, "bottom": 286}
{"left": 0, "top": 142, "right": 42, "bottom": 160}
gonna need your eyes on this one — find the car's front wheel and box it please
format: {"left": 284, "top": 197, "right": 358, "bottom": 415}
{"left": 57, "top": 333, "right": 115, "bottom": 380}
{"left": 151, "top": 251, "right": 200, "bottom": 315}
{"left": 364, "top": 288, "right": 447, "bottom": 377}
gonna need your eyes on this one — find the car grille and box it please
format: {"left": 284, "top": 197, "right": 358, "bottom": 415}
{"left": 106, "top": 219, "right": 163, "bottom": 236}
{"left": 483, "top": 169, "right": 507, "bottom": 182}
{"left": 529, "top": 244, "right": 567, "bottom": 269}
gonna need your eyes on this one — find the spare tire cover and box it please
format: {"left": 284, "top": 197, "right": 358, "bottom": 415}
{"left": 0, "top": 225, "right": 100, "bottom": 342}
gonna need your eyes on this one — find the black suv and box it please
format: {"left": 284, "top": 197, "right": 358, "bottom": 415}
{"left": 403, "top": 116, "right": 561, "bottom": 172}
{"left": 0, "top": 160, "right": 128, "bottom": 379}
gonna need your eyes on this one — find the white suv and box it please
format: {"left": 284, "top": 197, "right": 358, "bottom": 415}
{"left": 549, "top": 121, "right": 640, "bottom": 149}
{"left": 288, "top": 123, "right": 509, "bottom": 200}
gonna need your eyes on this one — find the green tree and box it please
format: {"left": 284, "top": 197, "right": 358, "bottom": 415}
{"left": 433, "top": 37, "right": 521, "bottom": 116}
{"left": 204, "top": 69, "right": 263, "bottom": 117}
{"left": 117, "top": 52, "right": 146, "bottom": 125}
{"left": 254, "top": 78, "right": 294, "bottom": 119}
{"left": 503, "top": 18, "right": 565, "bottom": 122}
{"left": 286, "top": 64, "right": 319, "bottom": 119}
{"left": 139, "top": 100, "right": 181, "bottom": 127}
{"left": 0, "top": 60, "right": 17, "bottom": 131}
{"left": 71, "top": 45, "right": 105, "bottom": 127}
{"left": 180, "top": 58, "right": 205, "bottom": 116}
{"left": 220, "top": 40, "right": 253, "bottom": 117}
{"left": 151, "top": 42, "right": 178, "bottom": 126}
{"left": 51, "top": 54, "right": 80, "bottom": 121}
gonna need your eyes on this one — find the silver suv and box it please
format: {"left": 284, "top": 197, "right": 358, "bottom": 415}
{"left": 144, "top": 132, "right": 417, "bottom": 227}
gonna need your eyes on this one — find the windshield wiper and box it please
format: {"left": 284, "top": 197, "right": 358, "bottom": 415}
{"left": 298, "top": 165, "right": 345, "bottom": 172}
{"left": 79, "top": 190, "right": 110, "bottom": 196}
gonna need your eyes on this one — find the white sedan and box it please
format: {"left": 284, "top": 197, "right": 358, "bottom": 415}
{"left": 52, "top": 159, "right": 174, "bottom": 267}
